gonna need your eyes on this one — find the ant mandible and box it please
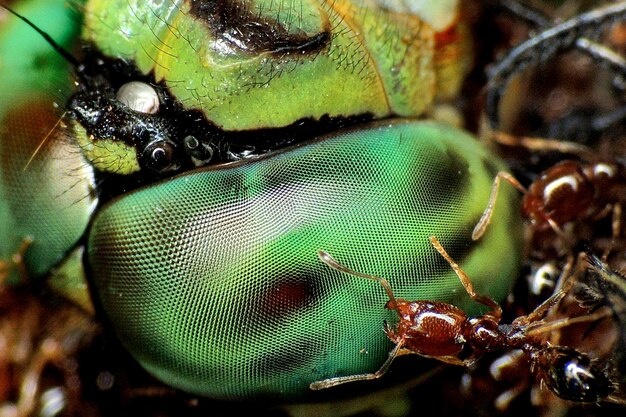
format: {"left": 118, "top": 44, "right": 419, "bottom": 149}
{"left": 310, "top": 236, "right": 621, "bottom": 404}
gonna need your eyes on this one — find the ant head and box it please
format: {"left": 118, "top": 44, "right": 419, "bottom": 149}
{"left": 532, "top": 346, "right": 614, "bottom": 403}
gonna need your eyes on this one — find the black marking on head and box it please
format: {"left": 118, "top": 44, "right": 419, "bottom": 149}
{"left": 189, "top": 0, "right": 331, "bottom": 56}
{"left": 408, "top": 145, "right": 472, "bottom": 214}
{"left": 69, "top": 48, "right": 375, "bottom": 202}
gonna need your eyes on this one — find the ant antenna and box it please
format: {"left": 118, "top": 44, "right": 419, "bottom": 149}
{"left": 1, "top": 5, "right": 79, "bottom": 68}
{"left": 429, "top": 236, "right": 502, "bottom": 318}
{"left": 526, "top": 306, "right": 612, "bottom": 337}
{"left": 471, "top": 171, "right": 527, "bottom": 240}
{"left": 317, "top": 250, "right": 399, "bottom": 311}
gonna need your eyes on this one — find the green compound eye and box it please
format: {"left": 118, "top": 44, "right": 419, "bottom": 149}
{"left": 88, "top": 120, "right": 522, "bottom": 400}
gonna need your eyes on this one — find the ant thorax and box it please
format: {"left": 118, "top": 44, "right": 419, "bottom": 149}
{"left": 467, "top": 318, "right": 531, "bottom": 355}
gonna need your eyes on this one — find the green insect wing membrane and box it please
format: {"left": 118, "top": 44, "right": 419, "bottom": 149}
{"left": 88, "top": 120, "right": 522, "bottom": 399}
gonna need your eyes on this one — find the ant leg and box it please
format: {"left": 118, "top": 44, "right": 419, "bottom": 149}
{"left": 309, "top": 340, "right": 408, "bottom": 390}
{"left": 605, "top": 395, "right": 626, "bottom": 406}
{"left": 318, "top": 250, "right": 400, "bottom": 313}
{"left": 484, "top": 349, "right": 529, "bottom": 411}
{"left": 433, "top": 355, "right": 471, "bottom": 366}
{"left": 491, "top": 131, "right": 593, "bottom": 158}
{"left": 429, "top": 236, "right": 502, "bottom": 320}
{"left": 17, "top": 338, "right": 63, "bottom": 416}
{"left": 602, "top": 202, "right": 622, "bottom": 262}
{"left": 472, "top": 172, "right": 526, "bottom": 241}
{"left": 526, "top": 306, "right": 612, "bottom": 337}
{"left": 495, "top": 382, "right": 530, "bottom": 412}
{"left": 0, "top": 261, "right": 7, "bottom": 285}
{"left": 545, "top": 218, "right": 569, "bottom": 241}
{"left": 13, "top": 237, "right": 33, "bottom": 283}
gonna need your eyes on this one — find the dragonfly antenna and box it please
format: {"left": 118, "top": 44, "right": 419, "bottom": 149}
{"left": 1, "top": 5, "right": 79, "bottom": 68}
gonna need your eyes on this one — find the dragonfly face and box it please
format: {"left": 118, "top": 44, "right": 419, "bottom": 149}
{"left": 70, "top": 0, "right": 474, "bottom": 179}
{"left": 0, "top": 0, "right": 523, "bottom": 401}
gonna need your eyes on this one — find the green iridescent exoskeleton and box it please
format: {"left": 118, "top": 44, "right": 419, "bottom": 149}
{"left": 0, "top": 0, "right": 94, "bottom": 284}
{"left": 88, "top": 120, "right": 522, "bottom": 399}
{"left": 73, "top": 0, "right": 472, "bottom": 175}
{"left": 82, "top": 0, "right": 466, "bottom": 131}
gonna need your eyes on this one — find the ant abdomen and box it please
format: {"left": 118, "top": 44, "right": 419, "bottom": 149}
{"left": 388, "top": 300, "right": 468, "bottom": 358}
{"left": 522, "top": 161, "right": 595, "bottom": 227}
{"left": 474, "top": 159, "right": 625, "bottom": 241}
{"left": 530, "top": 346, "right": 614, "bottom": 403}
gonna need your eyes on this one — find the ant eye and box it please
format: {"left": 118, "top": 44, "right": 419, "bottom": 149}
{"left": 116, "top": 81, "right": 160, "bottom": 114}
{"left": 142, "top": 140, "right": 179, "bottom": 173}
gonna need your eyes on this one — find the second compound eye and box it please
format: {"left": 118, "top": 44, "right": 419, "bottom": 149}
{"left": 116, "top": 81, "right": 160, "bottom": 114}
{"left": 142, "top": 140, "right": 179, "bottom": 173}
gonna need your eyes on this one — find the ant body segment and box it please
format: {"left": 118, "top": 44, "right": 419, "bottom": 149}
{"left": 310, "top": 237, "right": 621, "bottom": 405}
{"left": 472, "top": 160, "right": 625, "bottom": 245}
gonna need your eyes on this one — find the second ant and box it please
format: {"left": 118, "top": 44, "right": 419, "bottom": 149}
{"left": 310, "top": 236, "right": 622, "bottom": 405}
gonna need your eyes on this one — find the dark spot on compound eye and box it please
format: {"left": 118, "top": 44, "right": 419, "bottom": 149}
{"left": 189, "top": 0, "right": 331, "bottom": 56}
{"left": 431, "top": 227, "right": 476, "bottom": 273}
{"left": 443, "top": 148, "right": 471, "bottom": 190}
{"left": 255, "top": 277, "right": 316, "bottom": 318}
{"left": 255, "top": 334, "right": 324, "bottom": 376}
{"left": 403, "top": 144, "right": 472, "bottom": 226}
{"left": 413, "top": 145, "right": 471, "bottom": 207}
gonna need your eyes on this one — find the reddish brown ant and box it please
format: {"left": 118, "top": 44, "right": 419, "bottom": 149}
{"left": 463, "top": 249, "right": 626, "bottom": 411}
{"left": 310, "top": 236, "right": 622, "bottom": 405}
{"left": 472, "top": 159, "right": 625, "bottom": 249}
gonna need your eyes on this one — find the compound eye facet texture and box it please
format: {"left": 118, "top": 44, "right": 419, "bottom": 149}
{"left": 88, "top": 120, "right": 522, "bottom": 400}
